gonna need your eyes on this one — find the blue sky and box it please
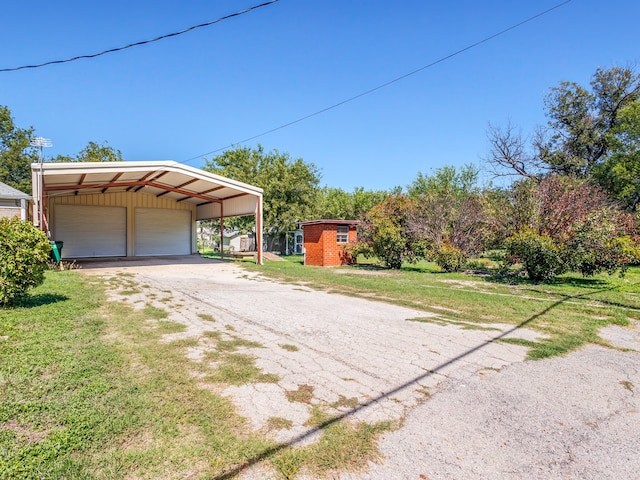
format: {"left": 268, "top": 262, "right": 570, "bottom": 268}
{"left": 1, "top": 0, "right": 638, "bottom": 191}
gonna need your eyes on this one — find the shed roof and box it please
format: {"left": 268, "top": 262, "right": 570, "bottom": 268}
{"left": 31, "top": 161, "right": 263, "bottom": 219}
{"left": 0, "top": 181, "right": 31, "bottom": 200}
{"left": 299, "top": 219, "right": 360, "bottom": 226}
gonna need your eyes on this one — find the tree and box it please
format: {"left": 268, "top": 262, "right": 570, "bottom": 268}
{"left": 595, "top": 101, "right": 640, "bottom": 210}
{"left": 405, "top": 165, "right": 489, "bottom": 259}
{"left": 203, "top": 145, "right": 320, "bottom": 248}
{"left": 486, "top": 66, "right": 640, "bottom": 199}
{"left": 51, "top": 141, "right": 123, "bottom": 163}
{"left": 358, "top": 194, "right": 416, "bottom": 269}
{"left": 406, "top": 163, "right": 480, "bottom": 199}
{"left": 0, "top": 105, "right": 38, "bottom": 194}
{"left": 541, "top": 66, "right": 640, "bottom": 177}
{"left": 485, "top": 121, "right": 547, "bottom": 180}
{"left": 533, "top": 175, "right": 612, "bottom": 242}
{"left": 501, "top": 176, "right": 639, "bottom": 280}
{"left": 313, "top": 186, "right": 388, "bottom": 220}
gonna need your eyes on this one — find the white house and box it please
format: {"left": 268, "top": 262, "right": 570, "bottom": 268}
{"left": 0, "top": 181, "right": 31, "bottom": 220}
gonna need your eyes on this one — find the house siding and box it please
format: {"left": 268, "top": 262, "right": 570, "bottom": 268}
{"left": 0, "top": 207, "right": 21, "bottom": 219}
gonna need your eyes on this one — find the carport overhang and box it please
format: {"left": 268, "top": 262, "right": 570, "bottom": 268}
{"left": 31, "top": 161, "right": 264, "bottom": 264}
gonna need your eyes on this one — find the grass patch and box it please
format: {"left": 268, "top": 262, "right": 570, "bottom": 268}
{"left": 266, "top": 417, "right": 293, "bottom": 430}
{"left": 119, "top": 289, "right": 141, "bottom": 296}
{"left": 279, "top": 343, "right": 299, "bottom": 352}
{"left": 143, "top": 305, "right": 169, "bottom": 320}
{"left": 243, "top": 257, "right": 640, "bottom": 360}
{"left": 205, "top": 353, "right": 279, "bottom": 385}
{"left": 201, "top": 333, "right": 274, "bottom": 386}
{"left": 272, "top": 410, "right": 397, "bottom": 478}
{"left": 498, "top": 337, "right": 539, "bottom": 348}
{"left": 408, "top": 316, "right": 502, "bottom": 331}
{"left": 203, "top": 330, "right": 222, "bottom": 340}
{"left": 331, "top": 396, "right": 360, "bottom": 409}
{"left": 285, "top": 384, "right": 314, "bottom": 404}
{"left": 197, "top": 313, "right": 216, "bottom": 322}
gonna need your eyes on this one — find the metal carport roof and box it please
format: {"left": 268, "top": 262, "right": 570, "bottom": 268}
{"left": 31, "top": 161, "right": 263, "bottom": 263}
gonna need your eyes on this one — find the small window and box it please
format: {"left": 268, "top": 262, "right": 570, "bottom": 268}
{"left": 336, "top": 225, "right": 349, "bottom": 243}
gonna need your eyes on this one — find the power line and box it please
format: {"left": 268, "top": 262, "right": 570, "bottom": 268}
{"left": 184, "top": 0, "right": 573, "bottom": 164}
{"left": 0, "top": 0, "right": 279, "bottom": 73}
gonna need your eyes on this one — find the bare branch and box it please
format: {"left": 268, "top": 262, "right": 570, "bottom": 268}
{"left": 485, "top": 121, "right": 543, "bottom": 180}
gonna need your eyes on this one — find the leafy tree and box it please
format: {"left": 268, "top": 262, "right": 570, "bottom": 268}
{"left": 0, "top": 105, "right": 38, "bottom": 194}
{"left": 532, "top": 175, "right": 612, "bottom": 242}
{"left": 358, "top": 194, "right": 416, "bottom": 269}
{"left": 51, "top": 141, "right": 123, "bottom": 163}
{"left": 407, "top": 163, "right": 479, "bottom": 199}
{"left": 542, "top": 67, "right": 640, "bottom": 177}
{"left": 595, "top": 101, "right": 640, "bottom": 210}
{"left": 486, "top": 66, "right": 640, "bottom": 197}
{"left": 405, "top": 165, "right": 489, "bottom": 258}
{"left": 313, "top": 186, "right": 388, "bottom": 220}
{"left": 0, "top": 217, "right": 51, "bottom": 306}
{"left": 203, "top": 145, "right": 320, "bottom": 248}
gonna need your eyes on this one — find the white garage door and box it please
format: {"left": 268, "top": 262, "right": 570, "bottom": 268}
{"left": 135, "top": 208, "right": 191, "bottom": 256}
{"left": 53, "top": 204, "right": 127, "bottom": 258}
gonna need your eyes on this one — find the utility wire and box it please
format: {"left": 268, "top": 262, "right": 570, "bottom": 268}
{"left": 0, "top": 0, "right": 279, "bottom": 73}
{"left": 184, "top": 0, "right": 572, "bottom": 164}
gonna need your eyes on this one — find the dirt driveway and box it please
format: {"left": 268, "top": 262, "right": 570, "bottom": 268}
{"left": 80, "top": 256, "right": 640, "bottom": 479}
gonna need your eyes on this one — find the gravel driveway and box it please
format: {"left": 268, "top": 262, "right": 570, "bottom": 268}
{"left": 80, "top": 256, "right": 640, "bottom": 479}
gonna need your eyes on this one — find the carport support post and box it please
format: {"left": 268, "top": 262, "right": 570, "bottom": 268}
{"left": 219, "top": 203, "right": 224, "bottom": 261}
{"left": 256, "top": 196, "right": 263, "bottom": 265}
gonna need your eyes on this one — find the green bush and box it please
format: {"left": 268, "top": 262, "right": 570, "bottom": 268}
{"left": 568, "top": 211, "right": 640, "bottom": 276}
{"left": 0, "top": 217, "right": 51, "bottom": 306}
{"left": 433, "top": 242, "right": 467, "bottom": 272}
{"left": 359, "top": 195, "right": 416, "bottom": 269}
{"left": 505, "top": 229, "right": 567, "bottom": 281}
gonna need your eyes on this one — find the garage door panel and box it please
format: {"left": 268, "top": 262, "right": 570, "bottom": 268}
{"left": 135, "top": 208, "right": 191, "bottom": 256}
{"left": 54, "top": 205, "right": 126, "bottom": 258}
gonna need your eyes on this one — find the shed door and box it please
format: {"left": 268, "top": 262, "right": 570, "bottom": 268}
{"left": 135, "top": 208, "right": 191, "bottom": 256}
{"left": 53, "top": 204, "right": 126, "bottom": 258}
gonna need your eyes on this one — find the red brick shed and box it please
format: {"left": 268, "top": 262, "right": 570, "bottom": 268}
{"left": 299, "top": 220, "right": 359, "bottom": 266}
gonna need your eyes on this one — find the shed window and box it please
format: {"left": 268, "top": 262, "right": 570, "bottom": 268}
{"left": 336, "top": 225, "right": 349, "bottom": 243}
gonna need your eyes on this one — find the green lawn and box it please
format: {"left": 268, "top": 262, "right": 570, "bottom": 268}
{"left": 242, "top": 255, "right": 640, "bottom": 360}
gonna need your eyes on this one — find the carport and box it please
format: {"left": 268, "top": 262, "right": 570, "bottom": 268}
{"left": 31, "top": 161, "right": 263, "bottom": 263}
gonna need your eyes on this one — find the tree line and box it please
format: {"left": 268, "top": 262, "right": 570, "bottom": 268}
{"left": 2, "top": 66, "right": 639, "bottom": 280}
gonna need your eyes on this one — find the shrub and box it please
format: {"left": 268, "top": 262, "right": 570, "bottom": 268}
{"left": 0, "top": 217, "right": 51, "bottom": 306}
{"left": 359, "top": 195, "right": 416, "bottom": 269}
{"left": 433, "top": 242, "right": 467, "bottom": 272}
{"left": 505, "top": 228, "right": 567, "bottom": 281}
{"left": 568, "top": 211, "right": 640, "bottom": 276}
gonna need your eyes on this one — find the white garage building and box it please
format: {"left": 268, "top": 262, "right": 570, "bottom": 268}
{"left": 31, "top": 161, "right": 263, "bottom": 263}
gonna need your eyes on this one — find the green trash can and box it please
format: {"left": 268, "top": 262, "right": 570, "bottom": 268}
{"left": 50, "top": 241, "right": 64, "bottom": 262}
